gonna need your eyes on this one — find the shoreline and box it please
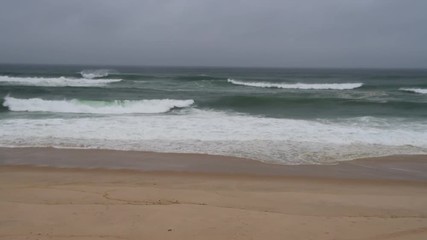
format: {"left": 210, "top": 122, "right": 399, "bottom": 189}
{"left": 1, "top": 147, "right": 426, "bottom": 181}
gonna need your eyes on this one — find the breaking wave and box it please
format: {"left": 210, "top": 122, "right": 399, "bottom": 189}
{"left": 80, "top": 69, "right": 115, "bottom": 79}
{"left": 3, "top": 96, "right": 194, "bottom": 114}
{"left": 399, "top": 88, "right": 427, "bottom": 94}
{"left": 227, "top": 79, "right": 363, "bottom": 90}
{"left": 0, "top": 76, "right": 121, "bottom": 87}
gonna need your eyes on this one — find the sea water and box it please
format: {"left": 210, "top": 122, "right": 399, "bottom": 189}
{"left": 1, "top": 65, "right": 426, "bottom": 164}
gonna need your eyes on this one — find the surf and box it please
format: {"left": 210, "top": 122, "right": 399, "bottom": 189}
{"left": 80, "top": 69, "right": 115, "bottom": 79}
{"left": 3, "top": 96, "right": 194, "bottom": 114}
{"left": 0, "top": 109, "right": 425, "bottom": 164}
{"left": 0, "top": 76, "right": 122, "bottom": 87}
{"left": 227, "top": 79, "right": 363, "bottom": 90}
{"left": 399, "top": 88, "right": 427, "bottom": 94}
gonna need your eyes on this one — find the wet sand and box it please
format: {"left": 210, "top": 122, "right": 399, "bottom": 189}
{"left": 1, "top": 147, "right": 427, "bottom": 180}
{"left": 0, "top": 148, "right": 427, "bottom": 239}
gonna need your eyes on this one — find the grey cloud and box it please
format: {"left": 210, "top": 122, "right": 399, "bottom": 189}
{"left": 0, "top": 0, "right": 426, "bottom": 68}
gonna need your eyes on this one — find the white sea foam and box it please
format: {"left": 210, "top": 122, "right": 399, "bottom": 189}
{"left": 227, "top": 79, "right": 363, "bottom": 90}
{"left": 0, "top": 109, "right": 426, "bottom": 164}
{"left": 80, "top": 69, "right": 114, "bottom": 79}
{"left": 399, "top": 88, "right": 427, "bottom": 94}
{"left": 3, "top": 96, "right": 194, "bottom": 114}
{"left": 0, "top": 76, "right": 121, "bottom": 87}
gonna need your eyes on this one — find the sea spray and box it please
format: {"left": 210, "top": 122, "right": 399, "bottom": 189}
{"left": 80, "top": 69, "right": 115, "bottom": 79}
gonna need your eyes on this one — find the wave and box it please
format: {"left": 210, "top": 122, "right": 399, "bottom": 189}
{"left": 174, "top": 75, "right": 225, "bottom": 81}
{"left": 0, "top": 76, "right": 121, "bottom": 87}
{"left": 227, "top": 79, "right": 363, "bottom": 90}
{"left": 3, "top": 96, "right": 194, "bottom": 114}
{"left": 399, "top": 88, "right": 427, "bottom": 94}
{"left": 80, "top": 69, "right": 115, "bottom": 79}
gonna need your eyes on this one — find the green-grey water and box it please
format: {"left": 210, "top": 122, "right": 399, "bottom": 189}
{"left": 1, "top": 64, "right": 426, "bottom": 164}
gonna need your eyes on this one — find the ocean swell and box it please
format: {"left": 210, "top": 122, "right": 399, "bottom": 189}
{"left": 227, "top": 79, "right": 363, "bottom": 90}
{"left": 3, "top": 96, "right": 194, "bottom": 114}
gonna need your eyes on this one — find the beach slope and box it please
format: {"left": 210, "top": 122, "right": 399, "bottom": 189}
{"left": 1, "top": 149, "right": 427, "bottom": 240}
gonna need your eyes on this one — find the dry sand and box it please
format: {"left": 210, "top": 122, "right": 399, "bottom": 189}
{"left": 0, "top": 148, "right": 427, "bottom": 240}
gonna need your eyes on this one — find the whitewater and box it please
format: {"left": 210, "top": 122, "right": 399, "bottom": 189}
{"left": 0, "top": 75, "right": 121, "bottom": 87}
{"left": 399, "top": 88, "right": 427, "bottom": 94}
{"left": 227, "top": 79, "right": 363, "bottom": 90}
{"left": 3, "top": 96, "right": 195, "bottom": 114}
{"left": 80, "top": 69, "right": 114, "bottom": 79}
{"left": 0, "top": 108, "right": 426, "bottom": 164}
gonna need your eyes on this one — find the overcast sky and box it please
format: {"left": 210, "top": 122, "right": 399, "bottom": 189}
{"left": 0, "top": 0, "right": 426, "bottom": 68}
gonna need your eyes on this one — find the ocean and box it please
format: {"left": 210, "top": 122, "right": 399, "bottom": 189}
{"left": 1, "top": 64, "right": 426, "bottom": 164}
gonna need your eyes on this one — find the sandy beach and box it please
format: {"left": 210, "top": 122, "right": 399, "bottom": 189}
{"left": 1, "top": 148, "right": 427, "bottom": 240}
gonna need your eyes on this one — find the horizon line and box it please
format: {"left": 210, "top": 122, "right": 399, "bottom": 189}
{"left": 0, "top": 62, "right": 426, "bottom": 71}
